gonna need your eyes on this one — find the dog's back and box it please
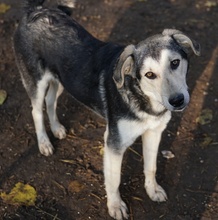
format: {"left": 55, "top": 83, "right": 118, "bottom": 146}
{"left": 14, "top": 0, "right": 124, "bottom": 115}
{"left": 14, "top": 0, "right": 101, "bottom": 91}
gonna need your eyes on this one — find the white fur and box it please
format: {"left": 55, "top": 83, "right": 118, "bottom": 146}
{"left": 104, "top": 146, "right": 129, "bottom": 220}
{"left": 139, "top": 49, "right": 189, "bottom": 112}
{"left": 142, "top": 121, "right": 169, "bottom": 202}
{"left": 117, "top": 112, "right": 171, "bottom": 148}
{"left": 31, "top": 71, "right": 66, "bottom": 156}
{"left": 45, "top": 81, "right": 66, "bottom": 139}
{"left": 104, "top": 127, "right": 128, "bottom": 220}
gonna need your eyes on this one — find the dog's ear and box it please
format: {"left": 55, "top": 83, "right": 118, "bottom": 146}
{"left": 113, "top": 45, "right": 135, "bottom": 89}
{"left": 163, "top": 29, "right": 201, "bottom": 56}
{"left": 173, "top": 33, "right": 201, "bottom": 56}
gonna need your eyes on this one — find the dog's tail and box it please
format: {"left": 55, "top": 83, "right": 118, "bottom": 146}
{"left": 23, "top": 0, "right": 45, "bottom": 12}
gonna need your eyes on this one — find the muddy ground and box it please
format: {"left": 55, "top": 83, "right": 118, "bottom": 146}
{"left": 0, "top": 0, "right": 218, "bottom": 219}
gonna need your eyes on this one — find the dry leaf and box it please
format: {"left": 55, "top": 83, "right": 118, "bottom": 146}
{"left": 200, "top": 135, "right": 213, "bottom": 148}
{"left": 0, "top": 3, "right": 10, "bottom": 14}
{"left": 99, "top": 147, "right": 104, "bottom": 156}
{"left": 68, "top": 180, "right": 84, "bottom": 193}
{"left": 196, "top": 109, "right": 213, "bottom": 125}
{"left": 0, "top": 90, "right": 7, "bottom": 105}
{"left": 161, "top": 150, "right": 175, "bottom": 159}
{"left": 0, "top": 182, "right": 37, "bottom": 206}
{"left": 205, "top": 1, "right": 217, "bottom": 7}
{"left": 93, "top": 144, "right": 104, "bottom": 156}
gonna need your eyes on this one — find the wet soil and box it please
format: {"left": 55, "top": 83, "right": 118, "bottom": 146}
{"left": 0, "top": 0, "right": 218, "bottom": 219}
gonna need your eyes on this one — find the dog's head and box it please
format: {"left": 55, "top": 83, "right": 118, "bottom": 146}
{"left": 113, "top": 29, "right": 200, "bottom": 112}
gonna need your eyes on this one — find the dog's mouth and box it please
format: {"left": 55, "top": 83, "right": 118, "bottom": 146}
{"left": 171, "top": 104, "right": 187, "bottom": 112}
{"left": 163, "top": 104, "right": 187, "bottom": 112}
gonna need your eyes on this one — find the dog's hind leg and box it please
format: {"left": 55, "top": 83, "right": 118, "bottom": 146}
{"left": 31, "top": 75, "right": 54, "bottom": 156}
{"left": 104, "top": 128, "right": 129, "bottom": 220}
{"left": 45, "top": 81, "right": 66, "bottom": 140}
{"left": 142, "top": 127, "right": 168, "bottom": 202}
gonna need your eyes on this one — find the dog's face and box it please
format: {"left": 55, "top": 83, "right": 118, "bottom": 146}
{"left": 139, "top": 48, "right": 189, "bottom": 111}
{"left": 113, "top": 29, "right": 200, "bottom": 112}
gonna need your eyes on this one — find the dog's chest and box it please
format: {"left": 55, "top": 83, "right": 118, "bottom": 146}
{"left": 117, "top": 114, "right": 170, "bottom": 148}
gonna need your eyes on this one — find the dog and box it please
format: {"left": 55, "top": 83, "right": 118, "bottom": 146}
{"left": 14, "top": 0, "right": 200, "bottom": 219}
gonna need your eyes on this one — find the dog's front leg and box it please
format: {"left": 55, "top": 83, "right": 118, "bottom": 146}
{"left": 142, "top": 127, "right": 167, "bottom": 202}
{"left": 104, "top": 130, "right": 128, "bottom": 220}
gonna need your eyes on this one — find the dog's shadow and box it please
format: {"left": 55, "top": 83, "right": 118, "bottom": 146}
{"left": 105, "top": 1, "right": 218, "bottom": 219}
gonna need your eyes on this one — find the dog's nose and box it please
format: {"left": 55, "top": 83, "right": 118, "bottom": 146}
{"left": 169, "top": 94, "right": 184, "bottom": 108}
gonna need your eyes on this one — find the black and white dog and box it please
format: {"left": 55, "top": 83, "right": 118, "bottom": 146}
{"left": 14, "top": 0, "right": 200, "bottom": 219}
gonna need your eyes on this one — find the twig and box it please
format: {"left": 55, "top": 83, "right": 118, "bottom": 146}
{"left": 36, "top": 206, "right": 61, "bottom": 220}
{"left": 53, "top": 214, "right": 59, "bottom": 220}
{"left": 67, "top": 134, "right": 90, "bottom": 143}
{"left": 59, "top": 159, "right": 76, "bottom": 164}
{"left": 186, "top": 188, "right": 218, "bottom": 194}
{"left": 129, "top": 204, "right": 134, "bottom": 220}
{"left": 132, "top": 196, "right": 143, "bottom": 202}
{"left": 52, "top": 180, "right": 67, "bottom": 195}
{"left": 129, "top": 147, "right": 142, "bottom": 158}
{"left": 90, "top": 192, "right": 102, "bottom": 201}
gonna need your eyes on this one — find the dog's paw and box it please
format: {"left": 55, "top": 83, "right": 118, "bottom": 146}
{"left": 52, "top": 124, "right": 67, "bottom": 140}
{"left": 108, "top": 200, "right": 129, "bottom": 220}
{"left": 145, "top": 183, "right": 167, "bottom": 202}
{"left": 39, "top": 138, "right": 54, "bottom": 156}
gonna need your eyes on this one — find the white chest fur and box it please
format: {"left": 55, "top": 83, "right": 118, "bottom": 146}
{"left": 117, "top": 111, "right": 171, "bottom": 148}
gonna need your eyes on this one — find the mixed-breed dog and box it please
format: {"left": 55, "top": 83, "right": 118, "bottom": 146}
{"left": 13, "top": 0, "right": 200, "bottom": 219}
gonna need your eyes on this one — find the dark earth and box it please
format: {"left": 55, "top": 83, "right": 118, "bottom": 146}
{"left": 0, "top": 0, "right": 218, "bottom": 219}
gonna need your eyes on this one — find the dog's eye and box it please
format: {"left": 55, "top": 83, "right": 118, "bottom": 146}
{"left": 171, "top": 59, "right": 180, "bottom": 69}
{"left": 145, "top": 72, "right": 156, "bottom": 79}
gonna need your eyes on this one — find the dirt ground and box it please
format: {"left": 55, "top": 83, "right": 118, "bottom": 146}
{"left": 0, "top": 0, "right": 218, "bottom": 219}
